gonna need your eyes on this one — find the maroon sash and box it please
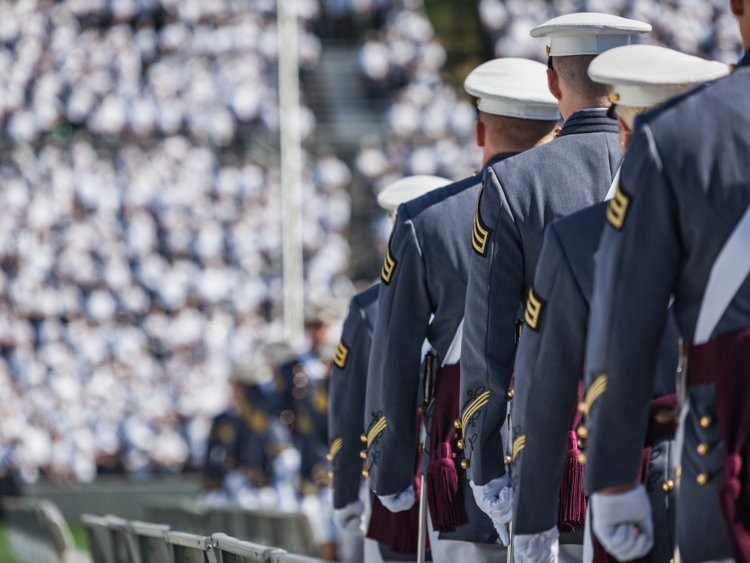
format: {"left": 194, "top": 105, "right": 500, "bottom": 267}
{"left": 688, "top": 326, "right": 750, "bottom": 562}
{"left": 426, "top": 364, "right": 468, "bottom": 533}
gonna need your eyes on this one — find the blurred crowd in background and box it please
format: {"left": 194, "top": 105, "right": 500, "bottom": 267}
{"left": 0, "top": 0, "right": 741, "bottom": 502}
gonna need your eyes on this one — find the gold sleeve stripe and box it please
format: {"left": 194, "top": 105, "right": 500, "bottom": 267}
{"left": 579, "top": 374, "right": 609, "bottom": 415}
{"left": 327, "top": 437, "right": 343, "bottom": 461}
{"left": 380, "top": 247, "right": 397, "bottom": 284}
{"left": 472, "top": 188, "right": 491, "bottom": 256}
{"left": 524, "top": 288, "right": 544, "bottom": 331}
{"left": 606, "top": 184, "right": 631, "bottom": 230}
{"left": 461, "top": 390, "right": 491, "bottom": 431}
{"left": 367, "top": 416, "right": 387, "bottom": 446}
{"left": 512, "top": 435, "right": 526, "bottom": 462}
{"left": 333, "top": 341, "right": 349, "bottom": 369}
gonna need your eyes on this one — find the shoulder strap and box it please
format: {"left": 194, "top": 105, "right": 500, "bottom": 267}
{"left": 694, "top": 206, "right": 750, "bottom": 344}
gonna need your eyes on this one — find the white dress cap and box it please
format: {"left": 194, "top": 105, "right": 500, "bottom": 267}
{"left": 377, "top": 175, "right": 451, "bottom": 213}
{"left": 530, "top": 12, "right": 652, "bottom": 57}
{"left": 588, "top": 45, "right": 730, "bottom": 107}
{"left": 463, "top": 58, "right": 560, "bottom": 121}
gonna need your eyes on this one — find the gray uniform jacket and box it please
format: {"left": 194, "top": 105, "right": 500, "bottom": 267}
{"left": 328, "top": 283, "right": 379, "bottom": 509}
{"left": 512, "top": 202, "right": 679, "bottom": 559}
{"left": 364, "top": 160, "right": 513, "bottom": 543}
{"left": 584, "top": 52, "right": 750, "bottom": 562}
{"left": 460, "top": 109, "right": 621, "bottom": 486}
{"left": 365, "top": 160, "right": 505, "bottom": 493}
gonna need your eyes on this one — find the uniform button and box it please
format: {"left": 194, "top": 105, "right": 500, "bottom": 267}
{"left": 506, "top": 389, "right": 514, "bottom": 399}
{"left": 326, "top": 453, "right": 333, "bottom": 462}
{"left": 454, "top": 419, "right": 462, "bottom": 429}
{"left": 699, "top": 416, "right": 712, "bottom": 429}
{"left": 504, "top": 455, "right": 512, "bottom": 466}
{"left": 577, "top": 426, "right": 588, "bottom": 438}
{"left": 457, "top": 439, "right": 465, "bottom": 450}
{"left": 460, "top": 459, "right": 470, "bottom": 470}
{"left": 577, "top": 453, "right": 586, "bottom": 464}
{"left": 661, "top": 480, "right": 675, "bottom": 493}
{"left": 697, "top": 443, "right": 710, "bottom": 456}
{"left": 360, "top": 434, "right": 367, "bottom": 443}
{"left": 328, "top": 471, "right": 334, "bottom": 479}
{"left": 696, "top": 472, "right": 709, "bottom": 485}
{"left": 451, "top": 453, "right": 457, "bottom": 459}
{"left": 361, "top": 469, "right": 369, "bottom": 478}
{"left": 359, "top": 450, "right": 367, "bottom": 460}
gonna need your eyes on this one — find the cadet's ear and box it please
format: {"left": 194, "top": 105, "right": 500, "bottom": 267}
{"left": 475, "top": 120, "right": 485, "bottom": 148}
{"left": 547, "top": 68, "right": 562, "bottom": 101}
{"left": 730, "top": 0, "right": 744, "bottom": 17}
{"left": 617, "top": 117, "right": 633, "bottom": 152}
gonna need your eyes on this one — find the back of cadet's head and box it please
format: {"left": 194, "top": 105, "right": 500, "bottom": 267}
{"left": 550, "top": 55, "right": 612, "bottom": 99}
{"left": 464, "top": 58, "right": 560, "bottom": 154}
{"left": 479, "top": 112, "right": 558, "bottom": 149}
{"left": 530, "top": 13, "right": 651, "bottom": 104}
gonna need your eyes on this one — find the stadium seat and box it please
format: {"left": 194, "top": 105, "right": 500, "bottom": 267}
{"left": 164, "top": 530, "right": 216, "bottom": 563}
{"left": 81, "top": 514, "right": 116, "bottom": 563}
{"left": 105, "top": 515, "right": 140, "bottom": 563}
{"left": 210, "top": 533, "right": 283, "bottom": 563}
{"left": 129, "top": 521, "right": 170, "bottom": 563}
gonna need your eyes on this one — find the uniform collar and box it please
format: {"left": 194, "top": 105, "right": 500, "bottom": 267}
{"left": 558, "top": 107, "right": 619, "bottom": 137}
{"left": 487, "top": 152, "right": 519, "bottom": 168}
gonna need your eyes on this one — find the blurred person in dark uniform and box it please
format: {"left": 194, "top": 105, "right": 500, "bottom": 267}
{"left": 276, "top": 304, "right": 341, "bottom": 560}
{"left": 201, "top": 360, "right": 277, "bottom": 504}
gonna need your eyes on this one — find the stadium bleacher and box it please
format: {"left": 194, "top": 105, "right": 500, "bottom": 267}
{"left": 3, "top": 496, "right": 323, "bottom": 563}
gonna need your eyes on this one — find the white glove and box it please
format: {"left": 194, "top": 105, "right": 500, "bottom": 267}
{"left": 514, "top": 526, "right": 559, "bottom": 563}
{"left": 378, "top": 485, "right": 416, "bottom": 513}
{"left": 333, "top": 500, "right": 364, "bottom": 535}
{"left": 591, "top": 485, "right": 654, "bottom": 561}
{"left": 470, "top": 474, "right": 513, "bottom": 545}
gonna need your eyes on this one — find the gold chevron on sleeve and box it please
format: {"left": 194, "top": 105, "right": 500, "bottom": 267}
{"left": 333, "top": 341, "right": 349, "bottom": 369}
{"left": 578, "top": 374, "right": 609, "bottom": 415}
{"left": 366, "top": 416, "right": 388, "bottom": 447}
{"left": 472, "top": 188, "right": 491, "bottom": 256}
{"left": 380, "top": 247, "right": 397, "bottom": 284}
{"left": 461, "top": 390, "right": 491, "bottom": 431}
{"left": 326, "top": 437, "right": 343, "bottom": 462}
{"left": 512, "top": 435, "right": 526, "bottom": 462}
{"left": 606, "top": 184, "right": 631, "bottom": 230}
{"left": 524, "top": 287, "right": 544, "bottom": 331}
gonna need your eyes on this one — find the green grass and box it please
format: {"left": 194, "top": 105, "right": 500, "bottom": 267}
{"left": 0, "top": 523, "right": 20, "bottom": 563}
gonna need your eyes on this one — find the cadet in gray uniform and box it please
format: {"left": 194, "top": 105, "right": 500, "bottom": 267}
{"left": 458, "top": 13, "right": 650, "bottom": 536}
{"left": 328, "top": 284, "right": 380, "bottom": 517}
{"left": 328, "top": 175, "right": 448, "bottom": 563}
{"left": 510, "top": 45, "right": 729, "bottom": 563}
{"left": 364, "top": 58, "right": 560, "bottom": 561}
{"left": 583, "top": 6, "right": 750, "bottom": 561}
